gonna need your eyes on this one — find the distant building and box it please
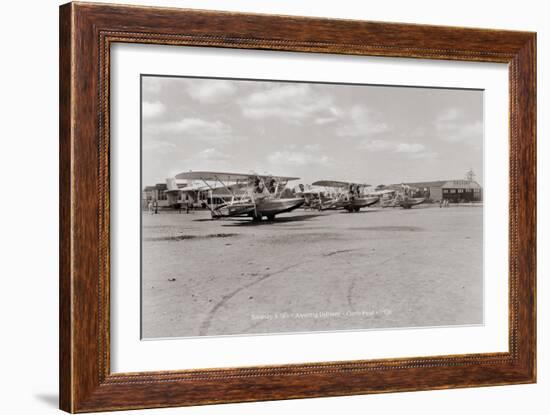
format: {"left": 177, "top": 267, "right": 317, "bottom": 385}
{"left": 440, "top": 180, "right": 483, "bottom": 202}
{"left": 385, "top": 179, "right": 483, "bottom": 202}
{"left": 142, "top": 179, "right": 242, "bottom": 210}
{"left": 142, "top": 183, "right": 168, "bottom": 208}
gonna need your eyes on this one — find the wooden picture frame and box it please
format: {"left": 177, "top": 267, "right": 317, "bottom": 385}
{"left": 59, "top": 2, "right": 536, "bottom": 412}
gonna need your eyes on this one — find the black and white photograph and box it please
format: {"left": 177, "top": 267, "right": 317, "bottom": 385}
{"left": 140, "top": 75, "right": 484, "bottom": 339}
{"left": 3, "top": 0, "right": 544, "bottom": 413}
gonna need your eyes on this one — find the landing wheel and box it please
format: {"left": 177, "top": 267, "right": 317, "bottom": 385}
{"left": 252, "top": 212, "right": 263, "bottom": 221}
{"left": 266, "top": 214, "right": 276, "bottom": 221}
{"left": 354, "top": 207, "right": 360, "bottom": 212}
{"left": 346, "top": 207, "right": 353, "bottom": 213}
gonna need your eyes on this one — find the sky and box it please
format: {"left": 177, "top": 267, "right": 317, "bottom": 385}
{"left": 141, "top": 75, "right": 483, "bottom": 188}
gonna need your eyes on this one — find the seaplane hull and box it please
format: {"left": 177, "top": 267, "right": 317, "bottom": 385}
{"left": 333, "top": 196, "right": 379, "bottom": 212}
{"left": 352, "top": 196, "right": 379, "bottom": 209}
{"left": 257, "top": 197, "right": 304, "bottom": 214}
{"left": 214, "top": 197, "right": 305, "bottom": 220}
{"left": 399, "top": 197, "right": 426, "bottom": 209}
{"left": 251, "top": 197, "right": 305, "bottom": 220}
{"left": 213, "top": 201, "right": 255, "bottom": 218}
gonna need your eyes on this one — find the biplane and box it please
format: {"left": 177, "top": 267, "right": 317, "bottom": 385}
{"left": 310, "top": 180, "right": 379, "bottom": 212}
{"left": 295, "top": 184, "right": 339, "bottom": 211}
{"left": 373, "top": 186, "right": 426, "bottom": 209}
{"left": 164, "top": 178, "right": 237, "bottom": 209}
{"left": 175, "top": 171, "right": 305, "bottom": 221}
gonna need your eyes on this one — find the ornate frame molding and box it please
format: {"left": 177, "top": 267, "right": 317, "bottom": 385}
{"left": 60, "top": 2, "right": 536, "bottom": 412}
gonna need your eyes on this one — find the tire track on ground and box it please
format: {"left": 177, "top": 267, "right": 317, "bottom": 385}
{"left": 200, "top": 251, "right": 406, "bottom": 336}
{"left": 198, "top": 262, "right": 306, "bottom": 336}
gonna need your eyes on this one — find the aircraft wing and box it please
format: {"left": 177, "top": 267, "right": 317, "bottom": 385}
{"left": 176, "top": 171, "right": 300, "bottom": 182}
{"left": 312, "top": 180, "right": 370, "bottom": 188}
{"left": 179, "top": 185, "right": 209, "bottom": 192}
{"left": 369, "top": 189, "right": 397, "bottom": 195}
{"left": 299, "top": 190, "right": 324, "bottom": 195}
{"left": 164, "top": 184, "right": 229, "bottom": 193}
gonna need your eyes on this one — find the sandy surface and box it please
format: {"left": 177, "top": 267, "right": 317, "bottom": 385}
{"left": 141, "top": 205, "right": 483, "bottom": 338}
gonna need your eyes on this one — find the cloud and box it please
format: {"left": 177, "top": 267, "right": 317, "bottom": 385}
{"left": 435, "top": 108, "right": 483, "bottom": 143}
{"left": 186, "top": 81, "right": 237, "bottom": 103}
{"left": 304, "top": 144, "right": 321, "bottom": 152}
{"left": 175, "top": 148, "right": 233, "bottom": 173}
{"left": 442, "top": 121, "right": 483, "bottom": 143}
{"left": 142, "top": 140, "right": 176, "bottom": 152}
{"left": 154, "top": 118, "right": 233, "bottom": 141}
{"left": 142, "top": 101, "right": 165, "bottom": 119}
{"left": 268, "top": 151, "right": 331, "bottom": 166}
{"left": 314, "top": 117, "right": 338, "bottom": 125}
{"left": 195, "top": 148, "right": 228, "bottom": 161}
{"left": 437, "top": 108, "right": 461, "bottom": 123}
{"left": 358, "top": 140, "right": 435, "bottom": 159}
{"left": 239, "top": 84, "right": 333, "bottom": 121}
{"left": 358, "top": 139, "right": 395, "bottom": 151}
{"left": 338, "top": 105, "right": 430, "bottom": 156}
{"left": 407, "top": 151, "right": 438, "bottom": 160}
{"left": 337, "top": 105, "right": 389, "bottom": 137}
{"left": 142, "top": 77, "right": 162, "bottom": 96}
{"left": 267, "top": 144, "right": 331, "bottom": 167}
{"left": 395, "top": 143, "right": 426, "bottom": 153}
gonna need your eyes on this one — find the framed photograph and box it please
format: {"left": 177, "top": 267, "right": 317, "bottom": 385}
{"left": 59, "top": 2, "right": 536, "bottom": 412}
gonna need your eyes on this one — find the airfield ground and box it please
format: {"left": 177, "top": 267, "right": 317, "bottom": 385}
{"left": 141, "top": 205, "right": 483, "bottom": 338}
